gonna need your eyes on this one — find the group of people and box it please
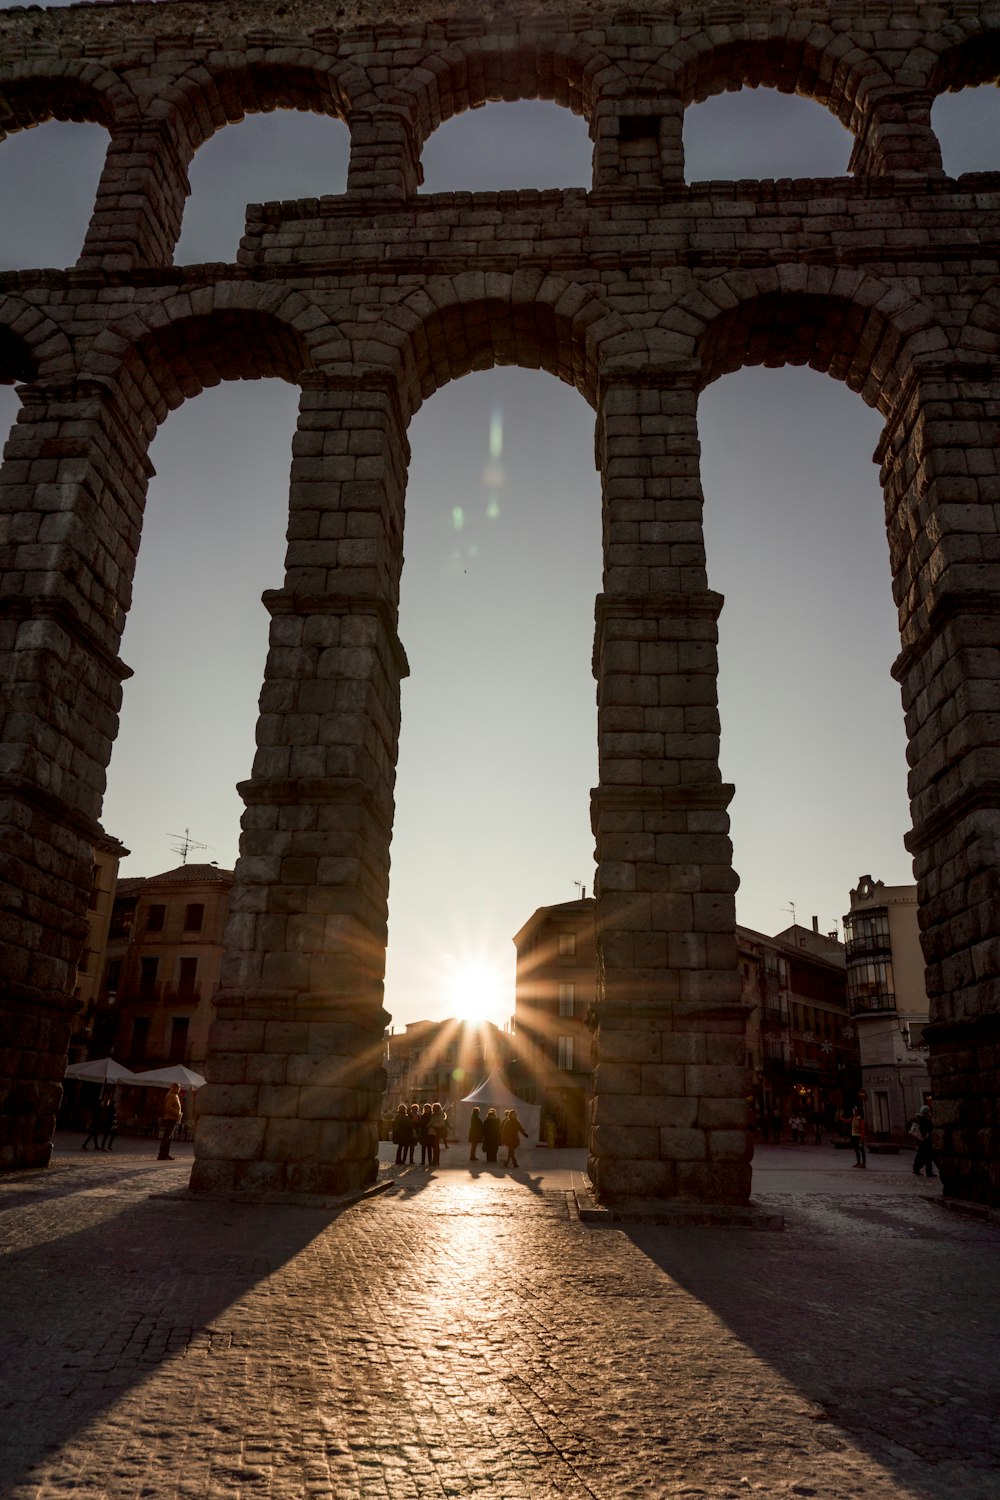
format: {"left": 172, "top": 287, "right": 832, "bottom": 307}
{"left": 844, "top": 1101, "right": 935, "bottom": 1174}
{"left": 80, "top": 1096, "right": 118, "bottom": 1153}
{"left": 391, "top": 1101, "right": 530, "bottom": 1169}
{"left": 391, "top": 1101, "right": 451, "bottom": 1166}
{"left": 467, "top": 1106, "right": 528, "bottom": 1167}
{"left": 79, "top": 1081, "right": 184, "bottom": 1161}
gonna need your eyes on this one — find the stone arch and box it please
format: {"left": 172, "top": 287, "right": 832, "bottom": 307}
{"left": 0, "top": 297, "right": 75, "bottom": 384}
{"left": 83, "top": 288, "right": 325, "bottom": 433}
{"left": 152, "top": 49, "right": 368, "bottom": 156}
{"left": 670, "top": 268, "right": 945, "bottom": 415}
{"left": 0, "top": 59, "right": 138, "bottom": 135}
{"left": 353, "top": 272, "right": 630, "bottom": 419}
{"left": 382, "top": 37, "right": 625, "bottom": 144}
{"left": 925, "top": 25, "right": 1000, "bottom": 95}
{"left": 657, "top": 23, "right": 891, "bottom": 139}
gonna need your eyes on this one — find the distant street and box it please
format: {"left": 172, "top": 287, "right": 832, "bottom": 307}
{"left": 1, "top": 1137, "right": 996, "bottom": 1498}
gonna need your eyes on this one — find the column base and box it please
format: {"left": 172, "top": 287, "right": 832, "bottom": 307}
{"left": 926, "top": 1010, "right": 1000, "bottom": 1210}
{"left": 190, "top": 998, "right": 387, "bottom": 1197}
{"left": 574, "top": 1174, "right": 783, "bottom": 1229}
{"left": 0, "top": 996, "right": 72, "bottom": 1173}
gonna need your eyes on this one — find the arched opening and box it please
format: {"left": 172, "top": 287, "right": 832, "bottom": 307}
{"left": 175, "top": 111, "right": 351, "bottom": 263}
{"left": 698, "top": 363, "right": 910, "bottom": 1133}
{"left": 0, "top": 120, "right": 108, "bottom": 268}
{"left": 384, "top": 366, "right": 601, "bottom": 1031}
{"left": 684, "top": 88, "right": 852, "bottom": 180}
{"left": 420, "top": 100, "right": 592, "bottom": 192}
{"left": 933, "top": 85, "right": 1000, "bottom": 174}
{"left": 99, "top": 379, "right": 299, "bottom": 877}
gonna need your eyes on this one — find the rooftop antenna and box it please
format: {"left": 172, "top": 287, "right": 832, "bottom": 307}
{"left": 169, "top": 828, "right": 209, "bottom": 865}
{"left": 574, "top": 880, "right": 586, "bottom": 899}
{"left": 784, "top": 900, "right": 797, "bottom": 929}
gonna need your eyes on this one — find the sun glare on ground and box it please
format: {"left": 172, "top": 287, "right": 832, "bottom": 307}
{"left": 443, "top": 956, "right": 510, "bottom": 1027}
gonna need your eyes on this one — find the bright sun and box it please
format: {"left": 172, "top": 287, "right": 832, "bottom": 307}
{"left": 444, "top": 957, "right": 509, "bottom": 1026}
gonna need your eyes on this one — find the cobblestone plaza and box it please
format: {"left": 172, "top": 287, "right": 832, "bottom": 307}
{"left": 1, "top": 1142, "right": 997, "bottom": 1499}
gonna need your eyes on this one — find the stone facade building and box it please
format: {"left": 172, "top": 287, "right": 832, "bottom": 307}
{"left": 738, "top": 922, "right": 860, "bottom": 1136}
{"left": 512, "top": 898, "right": 596, "bottom": 1147}
{"left": 1, "top": 0, "right": 1000, "bottom": 1207}
{"left": 68, "top": 831, "right": 129, "bottom": 1062}
{"left": 843, "top": 873, "right": 932, "bottom": 1140}
{"left": 101, "top": 863, "right": 235, "bottom": 1074}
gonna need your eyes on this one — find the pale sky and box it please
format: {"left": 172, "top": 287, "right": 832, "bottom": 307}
{"left": 0, "top": 15, "right": 995, "bottom": 1025}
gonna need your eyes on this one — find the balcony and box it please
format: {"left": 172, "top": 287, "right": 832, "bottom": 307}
{"left": 109, "top": 981, "right": 204, "bottom": 1006}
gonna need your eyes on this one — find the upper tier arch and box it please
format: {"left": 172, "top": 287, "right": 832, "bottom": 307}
{"left": 353, "top": 271, "right": 632, "bottom": 416}
{"left": 671, "top": 268, "right": 945, "bottom": 415}
{"left": 83, "top": 290, "right": 323, "bottom": 433}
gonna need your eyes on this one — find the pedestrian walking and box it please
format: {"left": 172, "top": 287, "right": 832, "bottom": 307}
{"left": 501, "top": 1108, "right": 528, "bottom": 1168}
{"left": 845, "top": 1106, "right": 866, "bottom": 1168}
{"left": 392, "top": 1103, "right": 412, "bottom": 1165}
{"left": 482, "top": 1107, "right": 501, "bottom": 1163}
{"left": 80, "top": 1098, "right": 104, "bottom": 1151}
{"left": 911, "top": 1103, "right": 936, "bottom": 1178}
{"left": 157, "top": 1083, "right": 183, "bottom": 1160}
{"left": 468, "top": 1106, "right": 484, "bottom": 1162}
{"left": 98, "top": 1096, "right": 118, "bottom": 1152}
{"left": 407, "top": 1104, "right": 420, "bottom": 1163}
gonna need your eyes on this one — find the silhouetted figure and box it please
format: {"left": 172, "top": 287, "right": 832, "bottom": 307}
{"left": 482, "top": 1107, "right": 501, "bottom": 1162}
{"left": 501, "top": 1109, "right": 528, "bottom": 1168}
{"left": 844, "top": 1106, "right": 866, "bottom": 1168}
{"left": 912, "top": 1104, "right": 936, "bottom": 1177}
{"left": 418, "top": 1103, "right": 434, "bottom": 1166}
{"left": 157, "top": 1083, "right": 183, "bottom": 1160}
{"left": 99, "top": 1097, "right": 118, "bottom": 1152}
{"left": 392, "top": 1103, "right": 412, "bottom": 1165}
{"left": 429, "top": 1102, "right": 448, "bottom": 1166}
{"left": 80, "top": 1099, "right": 104, "bottom": 1151}
{"left": 468, "top": 1107, "right": 484, "bottom": 1162}
{"left": 407, "top": 1104, "right": 420, "bottom": 1163}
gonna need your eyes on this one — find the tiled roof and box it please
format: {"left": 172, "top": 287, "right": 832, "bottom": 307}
{"left": 139, "top": 863, "right": 234, "bottom": 886}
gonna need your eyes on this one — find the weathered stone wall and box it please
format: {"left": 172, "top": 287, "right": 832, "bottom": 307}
{"left": 1, "top": 0, "right": 999, "bottom": 1204}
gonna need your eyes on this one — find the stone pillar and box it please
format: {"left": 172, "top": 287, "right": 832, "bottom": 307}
{"left": 347, "top": 107, "right": 423, "bottom": 198}
{"left": 848, "top": 89, "right": 942, "bottom": 177}
{"left": 0, "top": 378, "right": 148, "bottom": 1169}
{"left": 191, "top": 373, "right": 410, "bottom": 1196}
{"left": 588, "top": 371, "right": 751, "bottom": 1208}
{"left": 592, "top": 97, "right": 685, "bottom": 189}
{"left": 881, "top": 364, "right": 1000, "bottom": 1209}
{"left": 77, "top": 120, "right": 192, "bottom": 271}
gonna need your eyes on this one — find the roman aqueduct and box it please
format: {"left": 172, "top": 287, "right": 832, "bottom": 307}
{"left": 2, "top": 0, "right": 1000, "bottom": 1210}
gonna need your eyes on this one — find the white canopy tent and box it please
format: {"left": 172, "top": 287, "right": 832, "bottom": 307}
{"left": 454, "top": 1071, "right": 541, "bottom": 1146}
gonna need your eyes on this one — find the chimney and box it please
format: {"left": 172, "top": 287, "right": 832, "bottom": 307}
{"left": 811, "top": 915, "right": 819, "bottom": 933}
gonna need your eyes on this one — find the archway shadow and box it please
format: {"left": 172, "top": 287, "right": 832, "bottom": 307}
{"left": 619, "top": 1192, "right": 1000, "bottom": 1496}
{"left": 0, "top": 1166, "right": 350, "bottom": 1490}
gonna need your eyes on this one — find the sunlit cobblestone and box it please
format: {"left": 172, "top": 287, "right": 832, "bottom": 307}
{"left": 1, "top": 1144, "right": 997, "bottom": 1498}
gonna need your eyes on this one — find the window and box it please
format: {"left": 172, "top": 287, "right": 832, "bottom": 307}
{"left": 139, "top": 956, "right": 158, "bottom": 999}
{"left": 184, "top": 903, "right": 205, "bottom": 932}
{"left": 177, "top": 957, "right": 198, "bottom": 1000}
{"left": 558, "top": 983, "right": 575, "bottom": 1018}
{"left": 558, "top": 1036, "right": 574, "bottom": 1072}
{"left": 89, "top": 865, "right": 101, "bottom": 910}
{"left": 168, "top": 1016, "right": 190, "bottom": 1064}
{"left": 145, "top": 904, "right": 165, "bottom": 933}
{"left": 105, "top": 959, "right": 121, "bottom": 996}
{"left": 558, "top": 932, "right": 576, "bottom": 958}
